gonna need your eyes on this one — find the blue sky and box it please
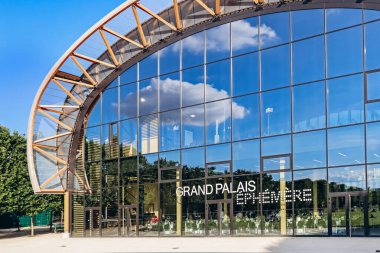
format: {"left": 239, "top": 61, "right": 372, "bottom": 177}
{"left": 0, "top": 0, "right": 141, "bottom": 134}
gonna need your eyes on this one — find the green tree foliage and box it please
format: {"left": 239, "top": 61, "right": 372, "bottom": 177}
{"left": 0, "top": 126, "right": 62, "bottom": 234}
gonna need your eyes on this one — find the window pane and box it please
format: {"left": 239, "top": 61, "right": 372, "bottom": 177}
{"left": 327, "top": 74, "right": 364, "bottom": 127}
{"left": 206, "top": 143, "right": 231, "bottom": 163}
{"left": 365, "top": 21, "right": 380, "bottom": 71}
{"left": 120, "top": 118, "right": 137, "bottom": 157}
{"left": 292, "top": 36, "right": 325, "bottom": 84}
{"left": 366, "top": 122, "right": 380, "bottom": 163}
{"left": 86, "top": 126, "right": 101, "bottom": 162}
{"left": 102, "top": 87, "right": 118, "bottom": 124}
{"left": 327, "top": 26, "right": 363, "bottom": 78}
{"left": 293, "top": 130, "right": 326, "bottom": 170}
{"left": 182, "top": 66, "right": 204, "bottom": 107}
{"left": 326, "top": 8, "right": 362, "bottom": 32}
{"left": 261, "top": 88, "right": 291, "bottom": 136}
{"left": 260, "top": 12, "right": 290, "bottom": 49}
{"left": 182, "top": 32, "right": 204, "bottom": 69}
{"left": 139, "top": 154, "right": 158, "bottom": 183}
{"left": 366, "top": 101, "right": 380, "bottom": 122}
{"left": 364, "top": 10, "right": 380, "bottom": 22}
{"left": 206, "top": 99, "right": 231, "bottom": 145}
{"left": 120, "top": 83, "right": 137, "bottom": 120}
{"left": 182, "top": 104, "right": 204, "bottom": 148}
{"left": 206, "top": 23, "right": 230, "bottom": 63}
{"left": 366, "top": 71, "right": 380, "bottom": 101}
{"left": 87, "top": 99, "right": 100, "bottom": 127}
{"left": 292, "top": 9, "right": 324, "bottom": 40}
{"left": 232, "top": 52, "right": 259, "bottom": 96}
{"left": 160, "top": 72, "right": 180, "bottom": 111}
{"left": 206, "top": 59, "right": 230, "bottom": 102}
{"left": 233, "top": 139, "right": 260, "bottom": 175}
{"left": 231, "top": 17, "right": 258, "bottom": 56}
{"left": 160, "top": 151, "right": 180, "bottom": 181}
{"left": 329, "top": 166, "right": 366, "bottom": 192}
{"left": 120, "top": 156, "right": 137, "bottom": 184}
{"left": 262, "top": 134, "right": 291, "bottom": 157}
{"left": 139, "top": 78, "right": 158, "bottom": 116}
{"left": 139, "top": 114, "right": 158, "bottom": 154}
{"left": 182, "top": 147, "right": 205, "bottom": 179}
{"left": 139, "top": 53, "right": 158, "bottom": 80}
{"left": 120, "top": 65, "right": 137, "bottom": 85}
{"left": 232, "top": 94, "right": 259, "bottom": 141}
{"left": 160, "top": 109, "right": 180, "bottom": 152}
{"left": 328, "top": 125, "right": 365, "bottom": 167}
{"left": 293, "top": 82, "right": 326, "bottom": 132}
{"left": 160, "top": 41, "right": 180, "bottom": 75}
{"left": 261, "top": 44, "right": 290, "bottom": 90}
{"left": 293, "top": 169, "right": 328, "bottom": 235}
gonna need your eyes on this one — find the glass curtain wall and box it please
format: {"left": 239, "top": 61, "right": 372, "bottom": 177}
{"left": 77, "top": 8, "right": 380, "bottom": 237}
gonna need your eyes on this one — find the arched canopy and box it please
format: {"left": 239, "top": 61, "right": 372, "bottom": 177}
{"left": 27, "top": 0, "right": 380, "bottom": 193}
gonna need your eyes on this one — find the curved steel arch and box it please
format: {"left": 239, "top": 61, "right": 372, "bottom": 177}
{"left": 27, "top": 0, "right": 380, "bottom": 194}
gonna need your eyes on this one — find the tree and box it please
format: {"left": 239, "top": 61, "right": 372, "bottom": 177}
{"left": 0, "top": 125, "right": 62, "bottom": 236}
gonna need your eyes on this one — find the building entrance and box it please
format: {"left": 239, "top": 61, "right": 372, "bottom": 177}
{"left": 84, "top": 207, "right": 101, "bottom": 237}
{"left": 329, "top": 191, "right": 368, "bottom": 237}
{"left": 120, "top": 205, "right": 139, "bottom": 237}
{"left": 205, "top": 199, "right": 233, "bottom": 236}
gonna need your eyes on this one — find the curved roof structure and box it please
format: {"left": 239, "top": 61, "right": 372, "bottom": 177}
{"left": 27, "top": 0, "right": 380, "bottom": 194}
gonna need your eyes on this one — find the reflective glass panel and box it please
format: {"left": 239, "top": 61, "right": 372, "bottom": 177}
{"left": 365, "top": 21, "right": 380, "bottom": 71}
{"left": 329, "top": 165, "right": 366, "bottom": 192}
{"left": 206, "top": 59, "right": 230, "bottom": 102}
{"left": 327, "top": 26, "right": 363, "bottom": 78}
{"left": 293, "top": 169, "right": 328, "bottom": 235}
{"left": 182, "top": 147, "right": 205, "bottom": 179}
{"left": 160, "top": 182, "right": 179, "bottom": 236}
{"left": 87, "top": 99, "right": 100, "bottom": 127}
{"left": 102, "top": 87, "right": 118, "bottom": 124}
{"left": 206, "top": 143, "right": 231, "bottom": 163}
{"left": 291, "top": 9, "right": 324, "bottom": 40}
{"left": 326, "top": 8, "right": 362, "bottom": 32}
{"left": 261, "top": 88, "right": 291, "bottom": 136}
{"left": 327, "top": 74, "right": 364, "bottom": 127}
{"left": 262, "top": 134, "right": 291, "bottom": 157}
{"left": 231, "top": 17, "right": 258, "bottom": 56}
{"left": 160, "top": 72, "right": 180, "bottom": 111}
{"left": 364, "top": 10, "right": 380, "bottom": 22}
{"left": 293, "top": 130, "right": 326, "bottom": 170}
{"left": 232, "top": 52, "right": 259, "bottom": 96}
{"left": 120, "top": 118, "right": 137, "bottom": 157}
{"left": 120, "top": 83, "right": 137, "bottom": 120}
{"left": 139, "top": 154, "right": 158, "bottom": 183}
{"left": 367, "top": 164, "right": 380, "bottom": 236}
{"left": 366, "top": 122, "right": 380, "bottom": 163}
{"left": 260, "top": 12, "right": 290, "bottom": 49}
{"left": 293, "top": 82, "right": 326, "bottom": 132}
{"left": 182, "top": 32, "right": 204, "bottom": 69}
{"left": 120, "top": 156, "right": 138, "bottom": 184}
{"left": 160, "top": 109, "right": 180, "bottom": 152}
{"left": 182, "top": 104, "right": 204, "bottom": 148}
{"left": 160, "top": 41, "right": 180, "bottom": 75}
{"left": 139, "top": 78, "right": 158, "bottom": 116}
{"left": 233, "top": 139, "right": 260, "bottom": 175}
{"left": 232, "top": 94, "right": 260, "bottom": 141}
{"left": 328, "top": 125, "right": 365, "bottom": 167}
{"left": 366, "top": 101, "right": 380, "bottom": 122}
{"left": 292, "top": 36, "right": 324, "bottom": 84}
{"left": 138, "top": 184, "right": 159, "bottom": 236}
{"left": 366, "top": 71, "right": 380, "bottom": 101}
{"left": 139, "top": 114, "right": 158, "bottom": 154}
{"left": 261, "top": 44, "right": 290, "bottom": 90}
{"left": 182, "top": 66, "right": 204, "bottom": 107}
{"left": 120, "top": 65, "right": 137, "bottom": 85}
{"left": 206, "top": 99, "right": 231, "bottom": 145}
{"left": 206, "top": 23, "right": 230, "bottom": 63}
{"left": 139, "top": 53, "right": 158, "bottom": 80}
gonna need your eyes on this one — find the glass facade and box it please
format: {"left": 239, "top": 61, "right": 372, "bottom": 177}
{"left": 74, "top": 8, "right": 380, "bottom": 237}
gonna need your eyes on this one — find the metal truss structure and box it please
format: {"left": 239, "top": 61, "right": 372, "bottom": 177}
{"left": 27, "top": 0, "right": 380, "bottom": 194}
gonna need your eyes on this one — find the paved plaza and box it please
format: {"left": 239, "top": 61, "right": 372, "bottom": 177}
{"left": 0, "top": 233, "right": 379, "bottom": 253}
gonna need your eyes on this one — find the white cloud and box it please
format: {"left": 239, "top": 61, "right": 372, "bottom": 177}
{"left": 119, "top": 77, "right": 249, "bottom": 126}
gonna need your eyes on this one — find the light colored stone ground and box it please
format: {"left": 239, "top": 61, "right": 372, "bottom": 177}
{"left": 0, "top": 233, "right": 379, "bottom": 253}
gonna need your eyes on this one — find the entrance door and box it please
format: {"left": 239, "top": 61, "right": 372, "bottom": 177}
{"left": 120, "top": 205, "right": 139, "bottom": 237}
{"left": 205, "top": 199, "right": 233, "bottom": 236}
{"left": 85, "top": 207, "right": 101, "bottom": 237}
{"left": 329, "top": 192, "right": 368, "bottom": 236}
